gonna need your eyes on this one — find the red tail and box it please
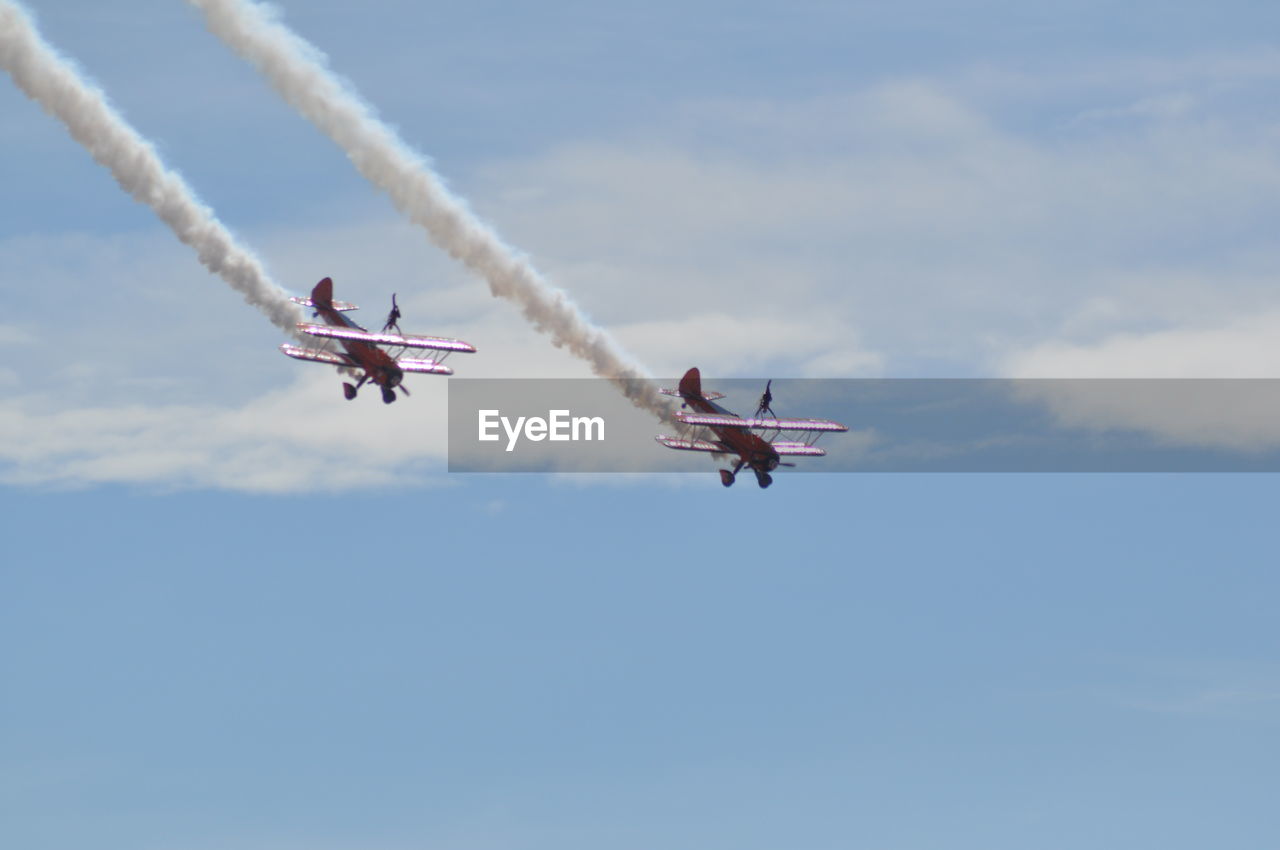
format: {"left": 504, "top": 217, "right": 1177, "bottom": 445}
{"left": 310, "top": 277, "right": 334, "bottom": 307}
{"left": 678, "top": 367, "right": 703, "bottom": 400}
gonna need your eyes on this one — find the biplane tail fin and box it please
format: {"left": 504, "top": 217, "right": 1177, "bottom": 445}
{"left": 678, "top": 367, "right": 703, "bottom": 400}
{"left": 310, "top": 277, "right": 335, "bottom": 308}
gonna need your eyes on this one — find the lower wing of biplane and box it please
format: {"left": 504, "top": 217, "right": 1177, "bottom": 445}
{"left": 655, "top": 411, "right": 847, "bottom": 460}
{"left": 654, "top": 436, "right": 830, "bottom": 457}
{"left": 279, "top": 343, "right": 455, "bottom": 375}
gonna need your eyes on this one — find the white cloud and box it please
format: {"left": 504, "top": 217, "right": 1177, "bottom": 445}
{"left": 0, "top": 370, "right": 453, "bottom": 492}
{"left": 1071, "top": 92, "right": 1200, "bottom": 126}
{"left": 471, "top": 71, "right": 1280, "bottom": 373}
{"left": 1009, "top": 378, "right": 1280, "bottom": 453}
{"left": 9, "top": 49, "right": 1280, "bottom": 489}
{"left": 0, "top": 323, "right": 34, "bottom": 345}
{"left": 1006, "top": 312, "right": 1280, "bottom": 379}
{"left": 1001, "top": 314, "right": 1280, "bottom": 452}
{"left": 615, "top": 313, "right": 882, "bottom": 379}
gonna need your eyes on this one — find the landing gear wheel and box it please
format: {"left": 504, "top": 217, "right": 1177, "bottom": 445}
{"left": 381, "top": 386, "right": 397, "bottom": 405}
{"left": 753, "top": 468, "right": 773, "bottom": 489}
{"left": 343, "top": 382, "right": 357, "bottom": 400}
{"left": 719, "top": 469, "right": 735, "bottom": 487}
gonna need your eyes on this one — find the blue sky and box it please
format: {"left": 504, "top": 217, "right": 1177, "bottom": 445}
{"left": 3, "top": 1, "right": 1280, "bottom": 848}
{"left": 5, "top": 475, "right": 1279, "bottom": 850}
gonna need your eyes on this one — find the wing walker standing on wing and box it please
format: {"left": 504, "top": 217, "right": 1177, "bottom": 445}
{"left": 382, "top": 293, "right": 402, "bottom": 334}
{"left": 754, "top": 379, "right": 776, "bottom": 419}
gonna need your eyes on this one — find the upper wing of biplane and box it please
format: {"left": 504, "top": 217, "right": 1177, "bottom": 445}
{"left": 659, "top": 387, "right": 726, "bottom": 401}
{"left": 672, "top": 411, "right": 848, "bottom": 432}
{"left": 290, "top": 295, "right": 359, "bottom": 312}
{"left": 296, "top": 323, "right": 477, "bottom": 353}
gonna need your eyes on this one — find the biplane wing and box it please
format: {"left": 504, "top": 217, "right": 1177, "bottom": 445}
{"left": 656, "top": 435, "right": 828, "bottom": 456}
{"left": 280, "top": 344, "right": 452, "bottom": 375}
{"left": 395, "top": 357, "right": 453, "bottom": 376}
{"left": 296, "top": 323, "right": 477, "bottom": 353}
{"left": 673, "top": 411, "right": 849, "bottom": 433}
{"left": 769, "top": 441, "right": 829, "bottom": 457}
{"left": 659, "top": 387, "right": 726, "bottom": 401}
{"left": 290, "top": 295, "right": 359, "bottom": 312}
{"left": 655, "top": 435, "right": 729, "bottom": 453}
{"left": 280, "top": 344, "right": 354, "bottom": 367}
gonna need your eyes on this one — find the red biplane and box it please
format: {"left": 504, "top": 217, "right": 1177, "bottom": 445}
{"left": 656, "top": 367, "right": 848, "bottom": 488}
{"left": 280, "top": 277, "right": 475, "bottom": 404}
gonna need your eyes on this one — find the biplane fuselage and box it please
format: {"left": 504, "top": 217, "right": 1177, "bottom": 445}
{"left": 308, "top": 278, "right": 404, "bottom": 393}
{"left": 676, "top": 368, "right": 781, "bottom": 474}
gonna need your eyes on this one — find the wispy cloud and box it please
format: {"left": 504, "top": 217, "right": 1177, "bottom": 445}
{"left": 474, "top": 68, "right": 1280, "bottom": 373}
{"left": 0, "top": 370, "right": 452, "bottom": 492}
{"left": 7, "top": 44, "right": 1280, "bottom": 490}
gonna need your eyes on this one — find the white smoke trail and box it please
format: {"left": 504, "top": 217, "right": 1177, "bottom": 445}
{"left": 0, "top": 1, "right": 303, "bottom": 335}
{"left": 188, "top": 0, "right": 671, "bottom": 420}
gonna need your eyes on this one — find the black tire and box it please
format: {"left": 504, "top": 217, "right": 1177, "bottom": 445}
{"left": 343, "top": 383, "right": 357, "bottom": 400}
{"left": 381, "top": 386, "right": 397, "bottom": 404}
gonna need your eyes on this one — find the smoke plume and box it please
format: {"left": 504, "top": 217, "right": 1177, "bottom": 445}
{"left": 188, "top": 0, "right": 671, "bottom": 420}
{"left": 0, "top": 1, "right": 303, "bottom": 335}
